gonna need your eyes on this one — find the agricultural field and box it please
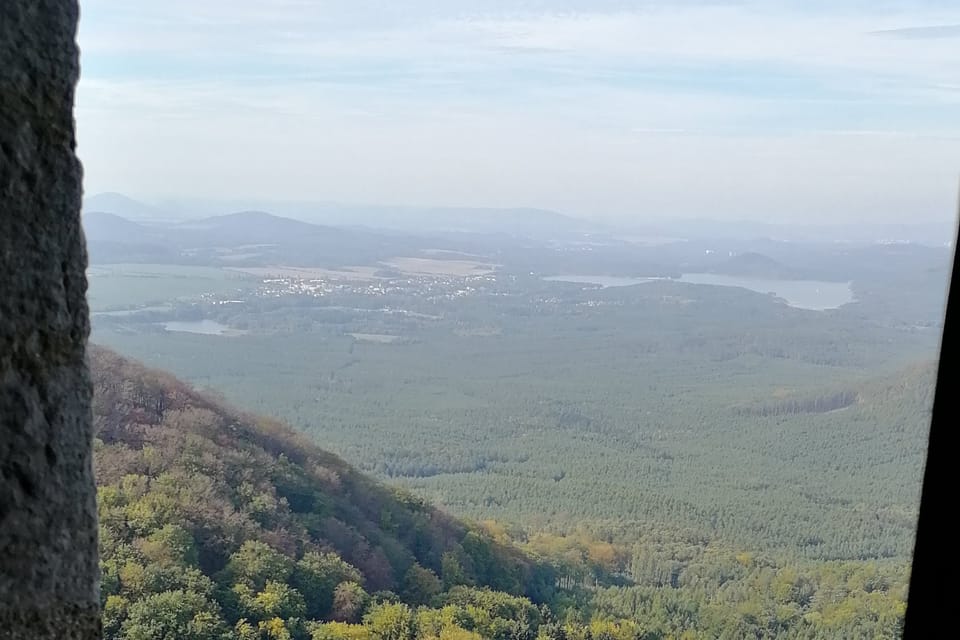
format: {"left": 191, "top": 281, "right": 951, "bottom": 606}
{"left": 87, "top": 264, "right": 253, "bottom": 311}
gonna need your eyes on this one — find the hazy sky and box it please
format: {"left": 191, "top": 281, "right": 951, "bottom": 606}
{"left": 76, "top": 1, "right": 960, "bottom": 224}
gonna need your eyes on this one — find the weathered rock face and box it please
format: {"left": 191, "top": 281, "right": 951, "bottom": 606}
{"left": 0, "top": 1, "right": 100, "bottom": 638}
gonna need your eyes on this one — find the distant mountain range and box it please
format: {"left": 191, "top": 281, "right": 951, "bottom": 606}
{"left": 84, "top": 192, "right": 954, "bottom": 247}
{"left": 83, "top": 193, "right": 601, "bottom": 240}
{"left": 81, "top": 193, "right": 625, "bottom": 268}
{"left": 82, "top": 209, "right": 418, "bottom": 267}
{"left": 177, "top": 210, "right": 371, "bottom": 247}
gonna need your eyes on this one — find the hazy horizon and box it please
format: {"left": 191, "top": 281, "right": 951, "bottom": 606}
{"left": 77, "top": 1, "right": 960, "bottom": 225}
{"left": 81, "top": 191, "right": 956, "bottom": 247}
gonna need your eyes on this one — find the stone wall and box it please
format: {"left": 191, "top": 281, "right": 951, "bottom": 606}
{"left": 1, "top": 1, "right": 100, "bottom": 638}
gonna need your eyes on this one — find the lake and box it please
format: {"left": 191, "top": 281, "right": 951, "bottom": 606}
{"left": 162, "top": 320, "right": 238, "bottom": 336}
{"left": 544, "top": 274, "right": 853, "bottom": 310}
{"left": 677, "top": 274, "right": 853, "bottom": 310}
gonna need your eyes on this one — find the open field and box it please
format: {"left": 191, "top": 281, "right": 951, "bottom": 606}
{"left": 382, "top": 256, "right": 498, "bottom": 276}
{"left": 226, "top": 257, "right": 497, "bottom": 280}
{"left": 348, "top": 332, "right": 403, "bottom": 343}
{"left": 225, "top": 265, "right": 384, "bottom": 280}
{"left": 87, "top": 264, "right": 253, "bottom": 311}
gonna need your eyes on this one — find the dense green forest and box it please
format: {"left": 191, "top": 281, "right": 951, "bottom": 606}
{"left": 85, "top": 223, "right": 946, "bottom": 640}
{"left": 95, "top": 275, "right": 937, "bottom": 562}
{"left": 92, "top": 347, "right": 911, "bottom": 639}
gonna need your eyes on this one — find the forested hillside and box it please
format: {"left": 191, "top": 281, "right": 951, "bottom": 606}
{"left": 91, "top": 347, "right": 912, "bottom": 639}
{"left": 91, "top": 346, "right": 557, "bottom": 639}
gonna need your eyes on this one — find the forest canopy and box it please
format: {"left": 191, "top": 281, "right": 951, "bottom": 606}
{"left": 90, "top": 347, "right": 911, "bottom": 639}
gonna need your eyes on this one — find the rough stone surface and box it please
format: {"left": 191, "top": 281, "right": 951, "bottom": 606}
{"left": 0, "top": 1, "right": 100, "bottom": 638}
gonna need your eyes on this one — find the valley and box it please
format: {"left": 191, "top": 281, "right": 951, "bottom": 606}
{"left": 82, "top": 199, "right": 949, "bottom": 638}
{"left": 85, "top": 206, "right": 946, "bottom": 557}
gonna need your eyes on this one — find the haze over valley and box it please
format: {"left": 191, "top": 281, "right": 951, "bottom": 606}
{"left": 82, "top": 189, "right": 950, "bottom": 638}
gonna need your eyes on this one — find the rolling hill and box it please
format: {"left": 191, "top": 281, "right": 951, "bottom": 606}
{"left": 82, "top": 212, "right": 161, "bottom": 243}
{"left": 708, "top": 252, "right": 799, "bottom": 279}
{"left": 83, "top": 192, "right": 174, "bottom": 222}
{"left": 82, "top": 212, "right": 181, "bottom": 263}
{"left": 81, "top": 210, "right": 419, "bottom": 267}
{"left": 81, "top": 193, "right": 608, "bottom": 242}
{"left": 179, "top": 211, "right": 345, "bottom": 245}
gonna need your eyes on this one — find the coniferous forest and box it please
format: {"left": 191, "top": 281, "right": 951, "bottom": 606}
{"left": 92, "top": 347, "right": 915, "bottom": 640}
{"left": 83, "top": 211, "right": 949, "bottom": 640}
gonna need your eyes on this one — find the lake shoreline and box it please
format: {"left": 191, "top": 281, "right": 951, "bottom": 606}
{"left": 544, "top": 273, "right": 854, "bottom": 310}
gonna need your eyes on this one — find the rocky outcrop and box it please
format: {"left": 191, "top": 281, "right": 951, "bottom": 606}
{"left": 1, "top": 1, "right": 100, "bottom": 637}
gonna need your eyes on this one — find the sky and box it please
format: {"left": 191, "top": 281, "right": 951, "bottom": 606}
{"left": 76, "top": 0, "right": 960, "bottom": 224}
